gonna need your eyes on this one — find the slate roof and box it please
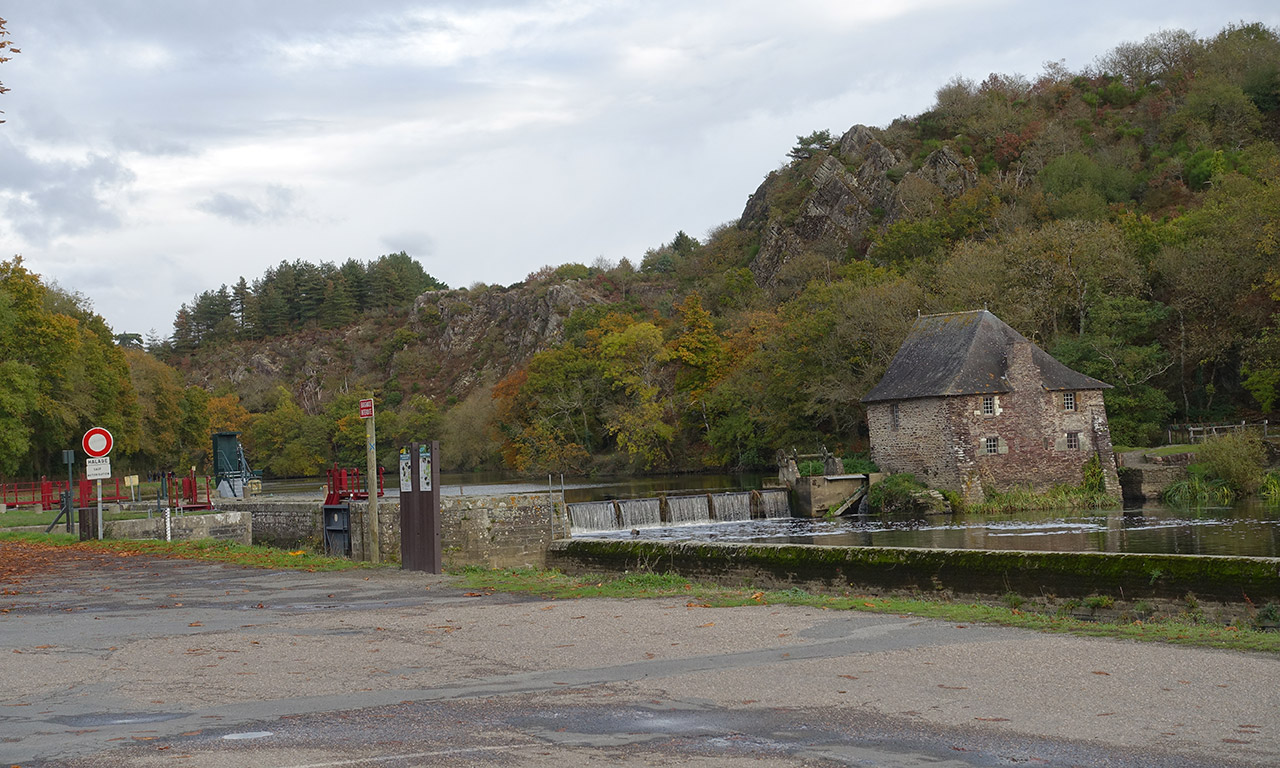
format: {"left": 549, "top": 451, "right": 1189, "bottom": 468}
{"left": 862, "top": 310, "right": 1111, "bottom": 403}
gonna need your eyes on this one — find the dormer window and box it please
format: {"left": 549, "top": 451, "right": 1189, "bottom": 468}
{"left": 1063, "top": 392, "right": 1076, "bottom": 412}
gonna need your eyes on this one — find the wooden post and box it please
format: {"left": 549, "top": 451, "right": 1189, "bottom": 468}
{"left": 365, "top": 408, "right": 380, "bottom": 563}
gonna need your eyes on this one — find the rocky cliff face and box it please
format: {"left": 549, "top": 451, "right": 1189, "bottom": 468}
{"left": 409, "top": 282, "right": 608, "bottom": 394}
{"left": 741, "top": 124, "right": 979, "bottom": 287}
{"left": 181, "top": 280, "right": 612, "bottom": 413}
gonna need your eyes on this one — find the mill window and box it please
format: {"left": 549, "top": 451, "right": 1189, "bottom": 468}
{"left": 984, "top": 436, "right": 1000, "bottom": 455}
{"left": 890, "top": 403, "right": 900, "bottom": 431}
{"left": 1066, "top": 432, "right": 1080, "bottom": 451}
{"left": 1063, "top": 392, "right": 1076, "bottom": 412}
{"left": 982, "top": 395, "right": 995, "bottom": 416}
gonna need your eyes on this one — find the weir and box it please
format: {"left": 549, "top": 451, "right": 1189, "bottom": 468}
{"left": 567, "top": 489, "right": 791, "bottom": 535}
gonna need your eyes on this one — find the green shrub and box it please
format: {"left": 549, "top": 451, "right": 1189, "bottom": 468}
{"left": 1197, "top": 433, "right": 1265, "bottom": 494}
{"left": 1081, "top": 454, "right": 1106, "bottom": 495}
{"left": 841, "top": 455, "right": 880, "bottom": 474}
{"left": 939, "top": 488, "right": 965, "bottom": 513}
{"left": 1260, "top": 472, "right": 1280, "bottom": 503}
{"left": 1084, "top": 595, "right": 1115, "bottom": 611}
{"left": 867, "top": 473, "right": 927, "bottom": 514}
{"left": 797, "top": 460, "right": 825, "bottom": 477}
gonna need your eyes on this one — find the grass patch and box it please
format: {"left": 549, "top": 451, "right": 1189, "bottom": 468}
{"left": 1144, "top": 443, "right": 1199, "bottom": 457}
{"left": 456, "top": 566, "right": 1280, "bottom": 654}
{"left": 969, "top": 484, "right": 1115, "bottom": 514}
{"left": 1146, "top": 444, "right": 1200, "bottom": 457}
{"left": 0, "top": 530, "right": 376, "bottom": 571}
{"left": 0, "top": 506, "right": 226, "bottom": 529}
{"left": 1161, "top": 471, "right": 1234, "bottom": 506}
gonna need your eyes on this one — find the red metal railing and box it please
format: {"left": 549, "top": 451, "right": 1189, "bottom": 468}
{"left": 0, "top": 478, "right": 68, "bottom": 509}
{"left": 2, "top": 475, "right": 144, "bottom": 510}
{"left": 77, "top": 477, "right": 131, "bottom": 508}
{"left": 324, "top": 464, "right": 385, "bottom": 506}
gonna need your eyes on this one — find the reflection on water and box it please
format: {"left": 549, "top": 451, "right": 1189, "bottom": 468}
{"left": 582, "top": 500, "right": 1280, "bottom": 558}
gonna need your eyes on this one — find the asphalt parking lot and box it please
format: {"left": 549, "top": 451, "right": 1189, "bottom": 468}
{"left": 2, "top": 540, "right": 1277, "bottom": 767}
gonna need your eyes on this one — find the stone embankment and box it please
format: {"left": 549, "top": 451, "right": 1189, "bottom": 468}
{"left": 1116, "top": 450, "right": 1189, "bottom": 503}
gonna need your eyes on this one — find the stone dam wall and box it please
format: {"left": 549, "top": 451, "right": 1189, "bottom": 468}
{"left": 547, "top": 539, "right": 1280, "bottom": 611}
{"left": 218, "top": 493, "right": 564, "bottom": 570}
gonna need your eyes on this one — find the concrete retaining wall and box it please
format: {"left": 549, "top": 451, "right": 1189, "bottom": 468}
{"left": 101, "top": 510, "right": 252, "bottom": 545}
{"left": 547, "top": 539, "right": 1280, "bottom": 606}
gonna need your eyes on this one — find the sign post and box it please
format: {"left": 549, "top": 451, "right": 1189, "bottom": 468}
{"left": 358, "top": 399, "right": 379, "bottom": 563}
{"left": 62, "top": 449, "right": 74, "bottom": 533}
{"left": 82, "top": 428, "right": 113, "bottom": 541}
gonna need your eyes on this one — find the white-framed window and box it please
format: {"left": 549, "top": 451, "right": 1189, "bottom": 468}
{"left": 890, "top": 403, "right": 900, "bottom": 431}
{"left": 1063, "top": 391, "right": 1076, "bottom": 412}
{"left": 982, "top": 395, "right": 995, "bottom": 416}
{"left": 984, "top": 436, "right": 1000, "bottom": 455}
{"left": 1066, "top": 432, "right": 1080, "bottom": 450}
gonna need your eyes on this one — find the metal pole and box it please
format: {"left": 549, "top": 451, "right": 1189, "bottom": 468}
{"left": 96, "top": 478, "right": 103, "bottom": 540}
{"left": 67, "top": 453, "right": 73, "bottom": 533}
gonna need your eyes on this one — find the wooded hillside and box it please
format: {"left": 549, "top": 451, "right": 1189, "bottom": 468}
{"left": 5, "top": 22, "right": 1279, "bottom": 478}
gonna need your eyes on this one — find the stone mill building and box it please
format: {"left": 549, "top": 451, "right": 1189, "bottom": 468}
{"left": 862, "top": 310, "right": 1120, "bottom": 504}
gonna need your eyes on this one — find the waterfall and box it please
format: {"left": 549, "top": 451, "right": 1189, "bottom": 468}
{"left": 569, "top": 489, "right": 793, "bottom": 536}
{"left": 713, "top": 492, "right": 753, "bottom": 522}
{"left": 568, "top": 501, "right": 619, "bottom": 533}
{"left": 667, "top": 494, "right": 712, "bottom": 525}
{"left": 757, "top": 489, "right": 791, "bottom": 519}
{"left": 617, "top": 498, "right": 661, "bottom": 528}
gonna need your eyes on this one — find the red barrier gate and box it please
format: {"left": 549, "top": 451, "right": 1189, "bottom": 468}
{"left": 324, "top": 464, "right": 385, "bottom": 506}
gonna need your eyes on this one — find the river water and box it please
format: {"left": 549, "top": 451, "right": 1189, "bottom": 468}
{"left": 260, "top": 472, "right": 1280, "bottom": 558}
{"left": 586, "top": 501, "right": 1280, "bottom": 558}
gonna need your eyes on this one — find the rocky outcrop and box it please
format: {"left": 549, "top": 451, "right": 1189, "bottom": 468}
{"left": 413, "top": 282, "right": 600, "bottom": 363}
{"left": 181, "top": 280, "right": 612, "bottom": 412}
{"left": 743, "top": 123, "right": 979, "bottom": 287}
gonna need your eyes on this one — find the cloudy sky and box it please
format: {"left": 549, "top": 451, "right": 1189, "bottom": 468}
{"left": 3, "top": 1, "right": 1278, "bottom": 337}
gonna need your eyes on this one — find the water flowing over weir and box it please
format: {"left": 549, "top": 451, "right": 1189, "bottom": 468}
{"left": 567, "top": 489, "right": 790, "bottom": 535}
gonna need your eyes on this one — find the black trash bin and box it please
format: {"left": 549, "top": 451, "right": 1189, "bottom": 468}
{"left": 323, "top": 503, "right": 351, "bottom": 557}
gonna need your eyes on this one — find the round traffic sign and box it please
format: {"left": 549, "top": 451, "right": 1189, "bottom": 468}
{"left": 82, "top": 427, "right": 114, "bottom": 458}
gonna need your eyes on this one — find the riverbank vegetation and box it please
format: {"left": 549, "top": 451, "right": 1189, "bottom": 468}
{"left": 1161, "top": 433, "right": 1275, "bottom": 505}
{"left": 5, "top": 22, "right": 1280, "bottom": 480}
{"left": 869, "top": 454, "right": 1119, "bottom": 514}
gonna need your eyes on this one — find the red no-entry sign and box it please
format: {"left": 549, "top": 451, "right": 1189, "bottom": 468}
{"left": 82, "top": 427, "right": 114, "bottom": 458}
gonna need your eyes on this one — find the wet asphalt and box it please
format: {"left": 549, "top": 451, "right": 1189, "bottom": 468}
{"left": 1, "top": 542, "right": 1277, "bottom": 767}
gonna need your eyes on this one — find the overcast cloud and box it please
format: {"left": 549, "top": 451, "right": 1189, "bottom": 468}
{"left": 2, "top": 1, "right": 1278, "bottom": 336}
